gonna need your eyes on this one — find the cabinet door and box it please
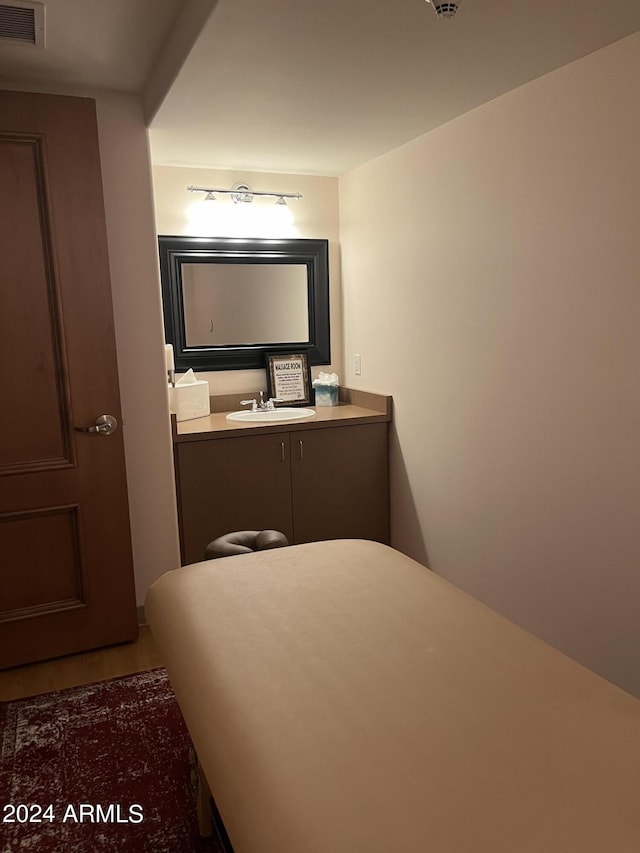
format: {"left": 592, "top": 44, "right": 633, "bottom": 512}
{"left": 291, "top": 423, "right": 389, "bottom": 545}
{"left": 176, "top": 433, "right": 293, "bottom": 565}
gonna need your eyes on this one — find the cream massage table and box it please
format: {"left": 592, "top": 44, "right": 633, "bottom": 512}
{"left": 145, "top": 539, "right": 640, "bottom": 853}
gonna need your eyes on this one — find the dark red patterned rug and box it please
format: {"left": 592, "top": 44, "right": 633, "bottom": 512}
{"left": 0, "top": 668, "right": 222, "bottom": 852}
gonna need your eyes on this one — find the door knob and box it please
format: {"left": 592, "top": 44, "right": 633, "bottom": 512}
{"left": 75, "top": 414, "right": 118, "bottom": 436}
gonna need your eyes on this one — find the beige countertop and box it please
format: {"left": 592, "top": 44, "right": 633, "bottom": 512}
{"left": 172, "top": 387, "right": 392, "bottom": 443}
{"left": 174, "top": 402, "right": 391, "bottom": 442}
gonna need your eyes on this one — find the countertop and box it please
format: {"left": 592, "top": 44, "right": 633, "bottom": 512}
{"left": 172, "top": 388, "right": 392, "bottom": 443}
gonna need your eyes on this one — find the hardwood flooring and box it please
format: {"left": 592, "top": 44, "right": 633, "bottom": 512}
{"left": 0, "top": 625, "right": 164, "bottom": 702}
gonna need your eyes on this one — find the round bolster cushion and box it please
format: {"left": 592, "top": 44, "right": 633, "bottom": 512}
{"left": 204, "top": 529, "right": 289, "bottom": 560}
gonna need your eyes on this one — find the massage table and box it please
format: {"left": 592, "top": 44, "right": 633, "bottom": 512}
{"left": 145, "top": 539, "right": 640, "bottom": 852}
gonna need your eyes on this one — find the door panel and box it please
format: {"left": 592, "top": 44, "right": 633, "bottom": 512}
{"left": 0, "top": 135, "right": 70, "bottom": 472}
{"left": 1, "top": 506, "right": 83, "bottom": 616}
{"left": 0, "top": 91, "right": 137, "bottom": 668}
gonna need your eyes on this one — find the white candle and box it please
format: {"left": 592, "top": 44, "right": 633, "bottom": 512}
{"left": 165, "top": 344, "right": 175, "bottom": 372}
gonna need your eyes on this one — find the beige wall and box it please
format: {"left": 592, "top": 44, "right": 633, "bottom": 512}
{"left": 95, "top": 94, "right": 181, "bottom": 604}
{"left": 152, "top": 165, "right": 342, "bottom": 393}
{"left": 339, "top": 34, "right": 640, "bottom": 696}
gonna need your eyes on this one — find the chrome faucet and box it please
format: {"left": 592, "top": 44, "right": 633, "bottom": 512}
{"left": 240, "top": 391, "right": 284, "bottom": 412}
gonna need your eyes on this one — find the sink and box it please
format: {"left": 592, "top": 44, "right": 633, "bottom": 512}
{"left": 226, "top": 407, "right": 316, "bottom": 423}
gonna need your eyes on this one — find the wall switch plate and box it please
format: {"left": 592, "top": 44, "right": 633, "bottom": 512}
{"left": 354, "top": 353, "right": 362, "bottom": 376}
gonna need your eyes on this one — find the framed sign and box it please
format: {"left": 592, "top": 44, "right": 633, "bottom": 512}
{"left": 266, "top": 352, "right": 311, "bottom": 406}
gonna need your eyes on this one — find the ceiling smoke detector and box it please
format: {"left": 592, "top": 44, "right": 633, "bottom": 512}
{"left": 0, "top": 1, "right": 45, "bottom": 47}
{"left": 426, "top": 0, "right": 460, "bottom": 19}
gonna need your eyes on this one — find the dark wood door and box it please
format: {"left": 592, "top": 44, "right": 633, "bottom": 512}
{"left": 176, "top": 433, "right": 294, "bottom": 565}
{"left": 0, "top": 91, "right": 137, "bottom": 668}
{"left": 291, "top": 423, "right": 390, "bottom": 544}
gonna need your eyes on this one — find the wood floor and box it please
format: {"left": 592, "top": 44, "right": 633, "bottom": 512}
{"left": 0, "top": 625, "right": 164, "bottom": 702}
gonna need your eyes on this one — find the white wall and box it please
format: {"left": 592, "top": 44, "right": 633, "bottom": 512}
{"left": 339, "top": 34, "right": 640, "bottom": 696}
{"left": 152, "top": 165, "right": 342, "bottom": 393}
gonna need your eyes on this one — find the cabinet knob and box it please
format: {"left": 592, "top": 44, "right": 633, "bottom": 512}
{"left": 298, "top": 439, "right": 304, "bottom": 460}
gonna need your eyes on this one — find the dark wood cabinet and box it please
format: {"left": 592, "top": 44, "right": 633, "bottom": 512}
{"left": 290, "top": 423, "right": 389, "bottom": 545}
{"left": 174, "top": 422, "right": 389, "bottom": 565}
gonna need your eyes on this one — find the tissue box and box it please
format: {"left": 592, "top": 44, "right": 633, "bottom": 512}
{"left": 314, "top": 384, "right": 339, "bottom": 407}
{"left": 170, "top": 380, "right": 210, "bottom": 421}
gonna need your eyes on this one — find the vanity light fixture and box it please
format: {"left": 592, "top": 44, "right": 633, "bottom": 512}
{"left": 188, "top": 183, "right": 302, "bottom": 206}
{"left": 425, "top": 0, "right": 461, "bottom": 18}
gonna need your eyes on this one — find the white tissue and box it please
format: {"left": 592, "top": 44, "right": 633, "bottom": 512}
{"left": 170, "top": 371, "right": 210, "bottom": 421}
{"left": 312, "top": 371, "right": 339, "bottom": 406}
{"left": 176, "top": 368, "right": 197, "bottom": 385}
{"left": 312, "top": 372, "right": 339, "bottom": 387}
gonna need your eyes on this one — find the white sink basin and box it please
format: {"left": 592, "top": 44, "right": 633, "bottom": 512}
{"left": 226, "top": 407, "right": 316, "bottom": 423}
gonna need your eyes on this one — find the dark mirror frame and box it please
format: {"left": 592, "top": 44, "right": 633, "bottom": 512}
{"left": 159, "top": 236, "right": 331, "bottom": 372}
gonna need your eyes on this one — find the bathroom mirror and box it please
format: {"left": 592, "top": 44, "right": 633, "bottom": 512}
{"left": 159, "top": 236, "right": 330, "bottom": 371}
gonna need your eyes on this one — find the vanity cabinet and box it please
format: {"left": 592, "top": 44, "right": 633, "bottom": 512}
{"left": 174, "top": 421, "right": 389, "bottom": 565}
{"left": 289, "top": 423, "right": 388, "bottom": 544}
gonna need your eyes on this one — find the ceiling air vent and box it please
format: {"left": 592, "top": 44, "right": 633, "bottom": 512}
{"left": 0, "top": 1, "right": 45, "bottom": 47}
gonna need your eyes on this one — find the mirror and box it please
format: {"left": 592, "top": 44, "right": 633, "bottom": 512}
{"left": 159, "top": 236, "right": 330, "bottom": 371}
{"left": 181, "top": 262, "right": 309, "bottom": 346}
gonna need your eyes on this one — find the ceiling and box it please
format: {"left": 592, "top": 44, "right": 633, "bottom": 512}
{"left": 0, "top": 0, "right": 185, "bottom": 93}
{"left": 1, "top": 0, "right": 638, "bottom": 177}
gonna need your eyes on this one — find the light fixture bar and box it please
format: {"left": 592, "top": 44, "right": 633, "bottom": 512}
{"left": 188, "top": 185, "right": 302, "bottom": 201}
